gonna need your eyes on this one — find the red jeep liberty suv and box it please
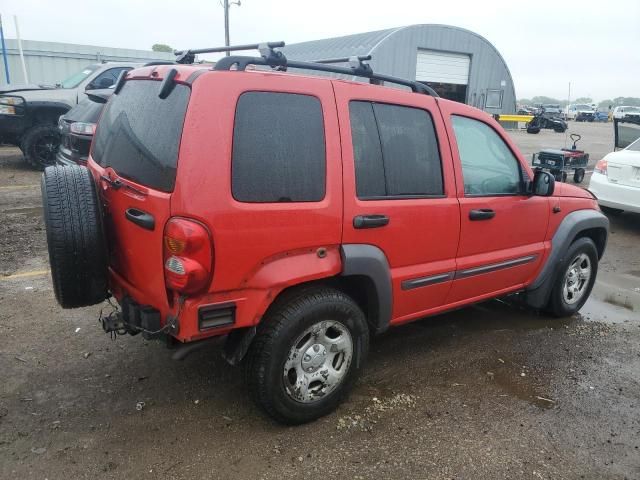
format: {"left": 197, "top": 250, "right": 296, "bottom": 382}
{"left": 41, "top": 43, "right": 608, "bottom": 424}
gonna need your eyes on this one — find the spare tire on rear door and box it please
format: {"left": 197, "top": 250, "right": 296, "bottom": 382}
{"left": 41, "top": 165, "right": 108, "bottom": 308}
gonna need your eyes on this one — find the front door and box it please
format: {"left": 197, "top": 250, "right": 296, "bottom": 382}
{"left": 333, "top": 82, "right": 461, "bottom": 325}
{"left": 440, "top": 103, "right": 550, "bottom": 304}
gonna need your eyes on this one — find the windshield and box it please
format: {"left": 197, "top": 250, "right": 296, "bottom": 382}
{"left": 60, "top": 65, "right": 100, "bottom": 88}
{"left": 575, "top": 104, "right": 592, "bottom": 110}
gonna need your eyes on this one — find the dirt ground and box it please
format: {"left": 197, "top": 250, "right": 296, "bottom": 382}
{"left": 1, "top": 122, "right": 639, "bottom": 480}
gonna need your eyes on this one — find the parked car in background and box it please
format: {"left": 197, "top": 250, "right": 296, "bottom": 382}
{"left": 56, "top": 89, "right": 113, "bottom": 167}
{"left": 565, "top": 104, "right": 596, "bottom": 122}
{"left": 41, "top": 48, "right": 608, "bottom": 424}
{"left": 542, "top": 104, "right": 563, "bottom": 116}
{"left": 589, "top": 136, "right": 640, "bottom": 214}
{"left": 0, "top": 62, "right": 139, "bottom": 169}
{"left": 593, "top": 111, "right": 609, "bottom": 122}
{"left": 612, "top": 106, "right": 640, "bottom": 120}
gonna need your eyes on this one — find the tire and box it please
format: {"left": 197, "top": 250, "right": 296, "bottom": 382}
{"left": 546, "top": 237, "right": 598, "bottom": 317}
{"left": 245, "top": 287, "right": 369, "bottom": 424}
{"left": 600, "top": 205, "right": 623, "bottom": 216}
{"left": 573, "top": 168, "right": 585, "bottom": 183}
{"left": 21, "top": 124, "right": 61, "bottom": 170}
{"left": 554, "top": 125, "right": 567, "bottom": 133}
{"left": 41, "top": 165, "right": 109, "bottom": 308}
{"left": 527, "top": 126, "right": 541, "bottom": 134}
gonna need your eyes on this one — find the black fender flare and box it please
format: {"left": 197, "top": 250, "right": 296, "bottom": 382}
{"left": 26, "top": 101, "right": 72, "bottom": 125}
{"left": 525, "top": 209, "right": 609, "bottom": 308}
{"left": 340, "top": 244, "right": 393, "bottom": 334}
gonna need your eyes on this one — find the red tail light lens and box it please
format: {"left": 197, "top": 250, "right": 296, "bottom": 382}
{"left": 163, "top": 218, "right": 213, "bottom": 295}
{"left": 594, "top": 159, "right": 607, "bottom": 175}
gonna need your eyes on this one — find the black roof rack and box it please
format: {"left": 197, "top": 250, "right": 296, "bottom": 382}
{"left": 174, "top": 41, "right": 438, "bottom": 97}
{"left": 173, "top": 42, "right": 285, "bottom": 65}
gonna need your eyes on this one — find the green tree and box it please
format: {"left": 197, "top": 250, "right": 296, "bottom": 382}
{"left": 518, "top": 98, "right": 533, "bottom": 105}
{"left": 574, "top": 97, "right": 593, "bottom": 104}
{"left": 152, "top": 43, "right": 173, "bottom": 53}
{"left": 598, "top": 99, "right": 613, "bottom": 110}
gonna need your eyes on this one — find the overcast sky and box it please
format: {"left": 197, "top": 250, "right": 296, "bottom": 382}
{"left": 2, "top": 0, "right": 639, "bottom": 101}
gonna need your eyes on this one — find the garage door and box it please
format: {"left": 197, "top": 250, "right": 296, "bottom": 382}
{"left": 415, "top": 50, "right": 470, "bottom": 85}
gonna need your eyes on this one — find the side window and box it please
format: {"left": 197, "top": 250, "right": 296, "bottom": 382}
{"left": 232, "top": 92, "right": 326, "bottom": 203}
{"left": 349, "top": 101, "right": 444, "bottom": 198}
{"left": 451, "top": 115, "right": 522, "bottom": 196}
{"left": 91, "top": 67, "right": 131, "bottom": 89}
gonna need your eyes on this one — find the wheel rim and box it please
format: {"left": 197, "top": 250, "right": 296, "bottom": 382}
{"left": 562, "top": 253, "right": 592, "bottom": 305}
{"left": 33, "top": 133, "right": 60, "bottom": 167}
{"left": 283, "top": 320, "right": 353, "bottom": 404}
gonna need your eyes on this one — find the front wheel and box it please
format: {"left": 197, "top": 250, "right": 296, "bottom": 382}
{"left": 573, "top": 168, "right": 585, "bottom": 183}
{"left": 21, "top": 124, "right": 61, "bottom": 170}
{"left": 245, "top": 287, "right": 369, "bottom": 424}
{"left": 546, "top": 237, "right": 598, "bottom": 317}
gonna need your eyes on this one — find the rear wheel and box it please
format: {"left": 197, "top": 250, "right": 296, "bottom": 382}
{"left": 246, "top": 287, "right": 369, "bottom": 424}
{"left": 573, "top": 168, "right": 585, "bottom": 183}
{"left": 41, "top": 165, "right": 109, "bottom": 308}
{"left": 546, "top": 237, "right": 598, "bottom": 317}
{"left": 21, "top": 124, "right": 60, "bottom": 170}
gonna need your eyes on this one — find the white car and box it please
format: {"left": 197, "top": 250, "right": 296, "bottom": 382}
{"left": 565, "top": 104, "right": 595, "bottom": 121}
{"left": 612, "top": 106, "right": 640, "bottom": 120}
{"left": 589, "top": 137, "right": 640, "bottom": 214}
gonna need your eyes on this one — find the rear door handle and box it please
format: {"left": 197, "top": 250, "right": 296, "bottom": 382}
{"left": 125, "top": 208, "right": 155, "bottom": 231}
{"left": 469, "top": 208, "right": 495, "bottom": 221}
{"left": 353, "top": 214, "right": 389, "bottom": 229}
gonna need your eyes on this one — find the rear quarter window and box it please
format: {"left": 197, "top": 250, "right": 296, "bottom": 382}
{"left": 231, "top": 92, "right": 326, "bottom": 203}
{"left": 91, "top": 80, "right": 190, "bottom": 192}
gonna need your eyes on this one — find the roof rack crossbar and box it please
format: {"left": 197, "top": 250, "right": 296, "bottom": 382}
{"left": 313, "top": 55, "right": 372, "bottom": 64}
{"left": 173, "top": 42, "right": 285, "bottom": 64}
{"left": 213, "top": 55, "right": 439, "bottom": 97}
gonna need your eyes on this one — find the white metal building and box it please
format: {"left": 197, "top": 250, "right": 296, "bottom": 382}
{"left": 0, "top": 39, "right": 173, "bottom": 86}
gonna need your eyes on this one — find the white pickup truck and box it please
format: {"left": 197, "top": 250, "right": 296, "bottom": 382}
{"left": 0, "top": 62, "right": 143, "bottom": 168}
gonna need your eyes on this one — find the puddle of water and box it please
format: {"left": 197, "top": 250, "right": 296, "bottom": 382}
{"left": 578, "top": 297, "right": 638, "bottom": 324}
{"left": 491, "top": 371, "right": 556, "bottom": 410}
{"left": 3, "top": 206, "right": 43, "bottom": 217}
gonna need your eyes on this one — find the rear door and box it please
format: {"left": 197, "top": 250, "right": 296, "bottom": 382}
{"left": 439, "top": 101, "right": 550, "bottom": 303}
{"left": 333, "top": 82, "right": 460, "bottom": 324}
{"left": 89, "top": 78, "right": 190, "bottom": 304}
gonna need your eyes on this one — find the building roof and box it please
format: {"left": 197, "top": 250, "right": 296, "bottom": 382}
{"left": 283, "top": 27, "right": 401, "bottom": 61}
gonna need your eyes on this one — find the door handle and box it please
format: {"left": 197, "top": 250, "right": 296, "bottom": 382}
{"left": 125, "top": 208, "right": 155, "bottom": 231}
{"left": 353, "top": 214, "right": 389, "bottom": 229}
{"left": 469, "top": 208, "right": 495, "bottom": 221}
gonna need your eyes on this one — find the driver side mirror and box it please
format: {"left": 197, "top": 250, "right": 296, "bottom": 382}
{"left": 531, "top": 169, "right": 555, "bottom": 196}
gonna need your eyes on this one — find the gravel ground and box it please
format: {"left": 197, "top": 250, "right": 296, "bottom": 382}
{"left": 1, "top": 123, "right": 639, "bottom": 480}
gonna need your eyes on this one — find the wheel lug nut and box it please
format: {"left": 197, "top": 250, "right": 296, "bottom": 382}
{"left": 313, "top": 345, "right": 320, "bottom": 352}
{"left": 304, "top": 355, "right": 310, "bottom": 361}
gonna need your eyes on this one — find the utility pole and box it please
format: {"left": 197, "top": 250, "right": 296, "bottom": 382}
{"left": 222, "top": 0, "right": 241, "bottom": 56}
{"left": 0, "top": 15, "right": 10, "bottom": 84}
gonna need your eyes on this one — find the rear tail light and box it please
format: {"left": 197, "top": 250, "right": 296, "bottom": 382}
{"left": 70, "top": 122, "right": 96, "bottom": 135}
{"left": 594, "top": 159, "right": 607, "bottom": 175}
{"left": 163, "top": 218, "right": 213, "bottom": 295}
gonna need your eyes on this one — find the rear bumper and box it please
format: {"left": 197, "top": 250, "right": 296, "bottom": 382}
{"left": 107, "top": 267, "right": 267, "bottom": 343}
{"left": 56, "top": 147, "right": 88, "bottom": 166}
{"left": 589, "top": 171, "right": 640, "bottom": 213}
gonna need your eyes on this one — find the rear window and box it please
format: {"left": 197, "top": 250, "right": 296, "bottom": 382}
{"left": 65, "top": 97, "right": 106, "bottom": 124}
{"left": 92, "top": 80, "right": 190, "bottom": 192}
